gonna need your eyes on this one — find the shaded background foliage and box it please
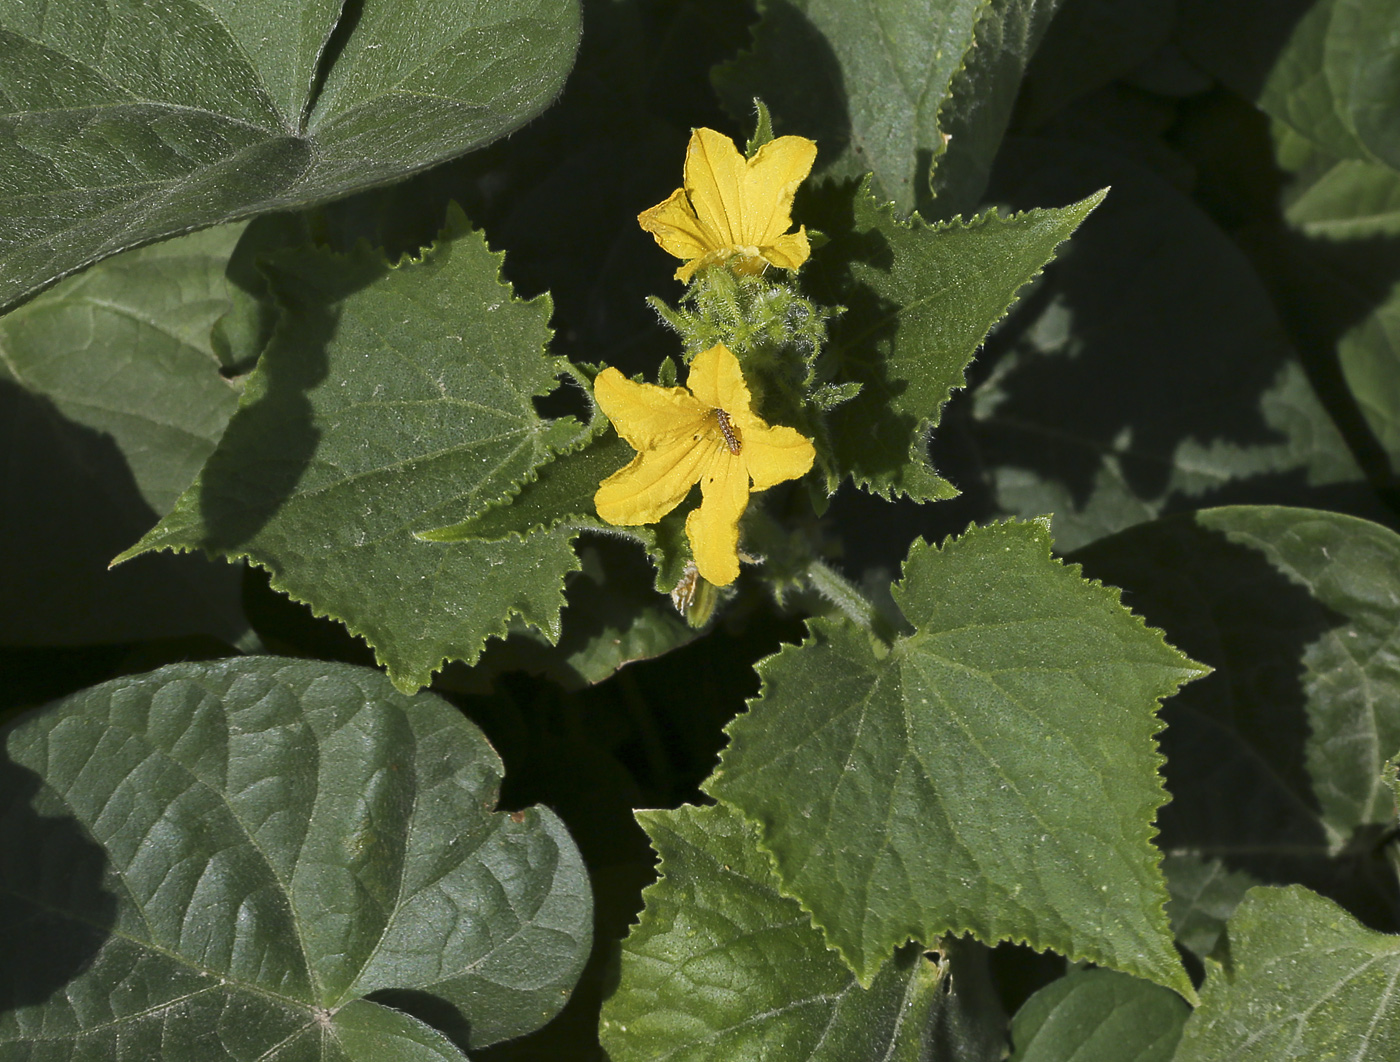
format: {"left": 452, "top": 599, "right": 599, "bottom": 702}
{"left": 5, "top": 0, "right": 1400, "bottom": 1059}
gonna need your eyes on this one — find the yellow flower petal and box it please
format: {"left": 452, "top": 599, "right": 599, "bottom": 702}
{"left": 685, "top": 343, "right": 752, "bottom": 413}
{"left": 684, "top": 128, "right": 747, "bottom": 247}
{"left": 636, "top": 188, "right": 711, "bottom": 273}
{"left": 593, "top": 367, "right": 707, "bottom": 452}
{"left": 760, "top": 228, "right": 811, "bottom": 273}
{"left": 685, "top": 448, "right": 749, "bottom": 586}
{"left": 592, "top": 343, "right": 817, "bottom": 588}
{"left": 739, "top": 422, "right": 817, "bottom": 492}
{"left": 595, "top": 438, "right": 717, "bottom": 525}
{"left": 741, "top": 135, "right": 819, "bottom": 246}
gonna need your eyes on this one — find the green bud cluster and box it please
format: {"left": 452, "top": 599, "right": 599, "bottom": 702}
{"left": 650, "top": 264, "right": 859, "bottom": 474}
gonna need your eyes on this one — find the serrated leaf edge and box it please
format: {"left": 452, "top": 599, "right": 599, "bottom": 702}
{"left": 708, "top": 517, "right": 1207, "bottom": 996}
{"left": 833, "top": 178, "right": 1108, "bottom": 502}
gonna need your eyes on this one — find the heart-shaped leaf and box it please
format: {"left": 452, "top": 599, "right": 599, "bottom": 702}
{"left": 0, "top": 0, "right": 582, "bottom": 310}
{"left": 0, "top": 657, "right": 593, "bottom": 1059}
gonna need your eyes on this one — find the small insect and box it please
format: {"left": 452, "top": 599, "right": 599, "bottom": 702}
{"left": 714, "top": 409, "right": 742, "bottom": 454}
{"left": 671, "top": 561, "right": 721, "bottom": 628}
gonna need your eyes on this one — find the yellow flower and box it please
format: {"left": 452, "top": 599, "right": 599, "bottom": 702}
{"left": 594, "top": 343, "right": 816, "bottom": 586}
{"left": 638, "top": 127, "right": 818, "bottom": 284}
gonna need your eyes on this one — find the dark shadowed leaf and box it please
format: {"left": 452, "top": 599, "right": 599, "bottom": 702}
{"left": 714, "top": 0, "right": 986, "bottom": 217}
{"left": 1074, "top": 506, "right": 1400, "bottom": 933}
{"left": 1009, "top": 969, "right": 1189, "bottom": 1062}
{"left": 1177, "top": 0, "right": 1400, "bottom": 171}
{"left": 0, "top": 225, "right": 247, "bottom": 644}
{"left": 927, "top": 0, "right": 1063, "bottom": 218}
{"left": 934, "top": 138, "right": 1370, "bottom": 552}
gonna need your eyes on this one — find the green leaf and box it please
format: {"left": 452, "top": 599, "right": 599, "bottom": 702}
{"left": 1074, "top": 507, "right": 1400, "bottom": 916}
{"left": 1284, "top": 157, "right": 1400, "bottom": 238}
{"left": 0, "top": 657, "right": 592, "bottom": 1057}
{"left": 1009, "top": 969, "right": 1189, "bottom": 1062}
{"left": 706, "top": 518, "right": 1206, "bottom": 991}
{"left": 799, "top": 177, "right": 1104, "bottom": 501}
{"left": 0, "top": 224, "right": 247, "bottom": 644}
{"left": 118, "top": 209, "right": 593, "bottom": 692}
{"left": 1012, "top": 0, "right": 1176, "bottom": 127}
{"left": 0, "top": 0, "right": 582, "bottom": 310}
{"left": 1161, "top": 853, "right": 1259, "bottom": 964}
{"left": 599, "top": 803, "right": 947, "bottom": 1062}
{"left": 927, "top": 0, "right": 1063, "bottom": 218}
{"left": 451, "top": 535, "right": 702, "bottom": 692}
{"left": 945, "top": 139, "right": 1369, "bottom": 552}
{"left": 1338, "top": 277, "right": 1400, "bottom": 473}
{"left": 419, "top": 432, "right": 626, "bottom": 544}
{"left": 1175, "top": 886, "right": 1400, "bottom": 1062}
{"left": 714, "top": 0, "right": 986, "bottom": 217}
{"left": 1177, "top": 0, "right": 1400, "bottom": 170}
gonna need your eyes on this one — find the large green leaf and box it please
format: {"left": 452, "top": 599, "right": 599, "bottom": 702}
{"left": 598, "top": 803, "right": 949, "bottom": 1062}
{"left": 0, "top": 224, "right": 246, "bottom": 644}
{"left": 938, "top": 138, "right": 1370, "bottom": 552}
{"left": 0, "top": 657, "right": 593, "bottom": 1058}
{"left": 927, "top": 0, "right": 1063, "bottom": 218}
{"left": 707, "top": 518, "right": 1206, "bottom": 991}
{"left": 798, "top": 178, "right": 1104, "bottom": 501}
{"left": 714, "top": 0, "right": 986, "bottom": 217}
{"left": 1008, "top": 969, "right": 1189, "bottom": 1062}
{"left": 1175, "top": 886, "right": 1400, "bottom": 1061}
{"left": 118, "top": 210, "right": 595, "bottom": 691}
{"left": 1074, "top": 507, "right": 1400, "bottom": 925}
{"left": 1177, "top": 0, "right": 1400, "bottom": 171}
{"left": 717, "top": 0, "right": 1062, "bottom": 218}
{"left": 0, "top": 0, "right": 581, "bottom": 311}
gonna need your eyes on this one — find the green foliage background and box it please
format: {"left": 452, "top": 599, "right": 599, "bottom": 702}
{"left": 4, "top": 1, "right": 1400, "bottom": 1060}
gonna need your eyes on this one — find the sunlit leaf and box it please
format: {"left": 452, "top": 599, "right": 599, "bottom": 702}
{"left": 708, "top": 519, "right": 1205, "bottom": 991}
{"left": 1175, "top": 886, "right": 1400, "bottom": 1062}
{"left": 599, "top": 803, "right": 947, "bottom": 1061}
{"left": 118, "top": 208, "right": 593, "bottom": 691}
{"left": 0, "top": 0, "right": 582, "bottom": 310}
{"left": 799, "top": 177, "right": 1104, "bottom": 501}
{"left": 0, "top": 657, "right": 592, "bottom": 1058}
